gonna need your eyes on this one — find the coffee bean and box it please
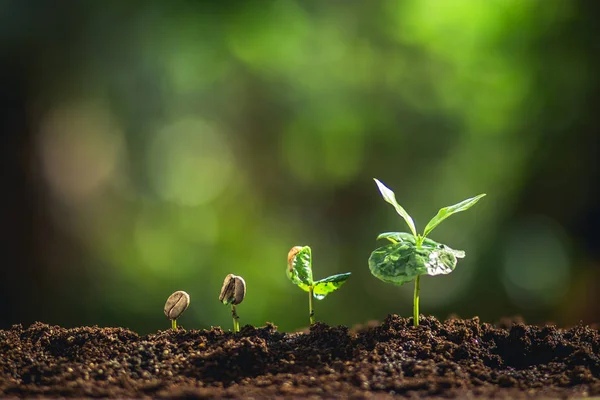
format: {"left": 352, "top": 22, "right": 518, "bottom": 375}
{"left": 219, "top": 274, "right": 246, "bottom": 305}
{"left": 164, "top": 291, "right": 190, "bottom": 320}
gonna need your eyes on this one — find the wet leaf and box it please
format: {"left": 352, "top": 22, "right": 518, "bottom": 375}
{"left": 287, "top": 245, "right": 313, "bottom": 291}
{"left": 313, "top": 273, "right": 351, "bottom": 300}
{"left": 368, "top": 239, "right": 465, "bottom": 286}
{"left": 423, "top": 194, "right": 486, "bottom": 237}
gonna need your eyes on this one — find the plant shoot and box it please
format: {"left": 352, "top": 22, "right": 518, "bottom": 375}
{"left": 164, "top": 291, "right": 190, "bottom": 331}
{"left": 219, "top": 274, "right": 246, "bottom": 333}
{"left": 287, "top": 245, "right": 351, "bottom": 325}
{"left": 369, "top": 178, "right": 485, "bottom": 327}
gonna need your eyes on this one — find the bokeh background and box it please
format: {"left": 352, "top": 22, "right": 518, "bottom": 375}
{"left": 1, "top": 0, "right": 599, "bottom": 334}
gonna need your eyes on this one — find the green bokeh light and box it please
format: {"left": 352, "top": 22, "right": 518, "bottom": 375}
{"left": 22, "top": 0, "right": 594, "bottom": 332}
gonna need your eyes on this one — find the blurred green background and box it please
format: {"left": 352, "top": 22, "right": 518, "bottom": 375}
{"left": 1, "top": 0, "right": 599, "bottom": 333}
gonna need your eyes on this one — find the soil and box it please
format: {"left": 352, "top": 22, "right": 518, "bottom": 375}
{"left": 0, "top": 315, "right": 599, "bottom": 399}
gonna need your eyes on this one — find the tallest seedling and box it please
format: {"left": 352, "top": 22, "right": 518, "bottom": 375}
{"left": 369, "top": 179, "right": 485, "bottom": 326}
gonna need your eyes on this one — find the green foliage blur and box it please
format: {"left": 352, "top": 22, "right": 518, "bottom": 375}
{"left": 2, "top": 0, "right": 599, "bottom": 332}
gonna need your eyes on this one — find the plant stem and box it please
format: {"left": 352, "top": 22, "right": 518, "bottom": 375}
{"left": 413, "top": 275, "right": 420, "bottom": 327}
{"left": 416, "top": 235, "right": 423, "bottom": 247}
{"left": 232, "top": 304, "right": 240, "bottom": 333}
{"left": 308, "top": 286, "right": 315, "bottom": 325}
{"left": 171, "top": 319, "right": 177, "bottom": 331}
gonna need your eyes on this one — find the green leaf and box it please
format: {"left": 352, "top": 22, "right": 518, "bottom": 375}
{"left": 423, "top": 194, "right": 486, "bottom": 238}
{"left": 313, "top": 272, "right": 351, "bottom": 300}
{"left": 377, "top": 232, "right": 416, "bottom": 244}
{"left": 368, "top": 239, "right": 465, "bottom": 286}
{"left": 286, "top": 245, "right": 314, "bottom": 291}
{"left": 374, "top": 179, "right": 417, "bottom": 237}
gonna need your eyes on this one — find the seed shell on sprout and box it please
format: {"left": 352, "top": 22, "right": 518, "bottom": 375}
{"left": 219, "top": 274, "right": 246, "bottom": 305}
{"left": 287, "top": 246, "right": 303, "bottom": 273}
{"left": 164, "top": 291, "right": 190, "bottom": 320}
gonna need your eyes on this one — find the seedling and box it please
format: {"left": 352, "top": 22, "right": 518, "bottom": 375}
{"left": 287, "top": 245, "right": 351, "bottom": 325}
{"left": 164, "top": 291, "right": 190, "bottom": 331}
{"left": 369, "top": 178, "right": 485, "bottom": 327}
{"left": 219, "top": 274, "right": 246, "bottom": 333}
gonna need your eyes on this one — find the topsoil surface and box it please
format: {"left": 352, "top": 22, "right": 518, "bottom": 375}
{"left": 0, "top": 315, "right": 599, "bottom": 399}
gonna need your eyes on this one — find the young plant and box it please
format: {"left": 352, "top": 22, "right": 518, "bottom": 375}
{"left": 369, "top": 178, "right": 486, "bottom": 327}
{"left": 219, "top": 274, "right": 246, "bottom": 333}
{"left": 287, "top": 246, "right": 351, "bottom": 325}
{"left": 164, "top": 291, "right": 190, "bottom": 331}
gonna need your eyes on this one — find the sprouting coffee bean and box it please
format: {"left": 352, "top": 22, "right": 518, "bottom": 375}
{"left": 219, "top": 274, "right": 246, "bottom": 306}
{"left": 164, "top": 291, "right": 190, "bottom": 320}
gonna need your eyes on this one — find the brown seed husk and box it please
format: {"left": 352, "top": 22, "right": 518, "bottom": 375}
{"left": 164, "top": 291, "right": 190, "bottom": 320}
{"left": 219, "top": 274, "right": 246, "bottom": 305}
{"left": 287, "top": 246, "right": 303, "bottom": 273}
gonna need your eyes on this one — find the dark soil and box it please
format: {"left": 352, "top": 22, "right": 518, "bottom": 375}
{"left": 1, "top": 315, "right": 599, "bottom": 399}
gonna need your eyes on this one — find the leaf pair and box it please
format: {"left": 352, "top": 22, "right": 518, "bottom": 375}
{"left": 369, "top": 233, "right": 465, "bottom": 286}
{"left": 287, "top": 246, "right": 351, "bottom": 299}
{"left": 374, "top": 179, "right": 486, "bottom": 240}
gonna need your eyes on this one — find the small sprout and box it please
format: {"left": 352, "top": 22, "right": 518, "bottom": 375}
{"left": 369, "top": 178, "right": 486, "bottom": 327}
{"left": 219, "top": 274, "right": 246, "bottom": 333}
{"left": 164, "top": 291, "right": 190, "bottom": 331}
{"left": 287, "top": 245, "right": 351, "bottom": 325}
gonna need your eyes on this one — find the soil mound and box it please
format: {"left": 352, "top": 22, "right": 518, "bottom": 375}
{"left": 1, "top": 315, "right": 598, "bottom": 398}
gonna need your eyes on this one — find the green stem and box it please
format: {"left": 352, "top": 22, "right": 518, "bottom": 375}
{"left": 171, "top": 319, "right": 177, "bottom": 331}
{"left": 232, "top": 304, "right": 240, "bottom": 333}
{"left": 416, "top": 235, "right": 424, "bottom": 247}
{"left": 413, "top": 275, "right": 420, "bottom": 327}
{"left": 309, "top": 286, "right": 315, "bottom": 325}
